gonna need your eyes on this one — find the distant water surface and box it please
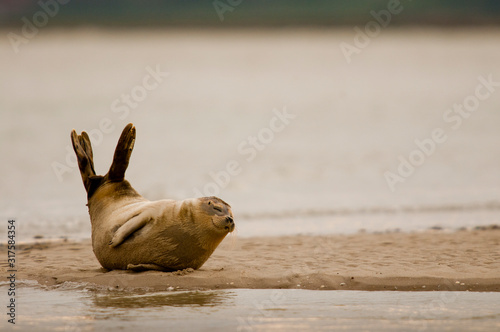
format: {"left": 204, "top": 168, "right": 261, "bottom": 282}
{"left": 0, "top": 28, "right": 499, "bottom": 241}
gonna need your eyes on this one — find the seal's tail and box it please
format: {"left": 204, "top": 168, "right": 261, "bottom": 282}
{"left": 108, "top": 123, "right": 136, "bottom": 182}
{"left": 71, "top": 129, "right": 97, "bottom": 194}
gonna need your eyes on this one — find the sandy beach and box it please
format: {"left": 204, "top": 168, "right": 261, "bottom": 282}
{"left": 4, "top": 228, "right": 499, "bottom": 292}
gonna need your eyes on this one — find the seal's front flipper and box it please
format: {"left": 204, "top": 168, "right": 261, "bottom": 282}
{"left": 127, "top": 263, "right": 173, "bottom": 272}
{"left": 108, "top": 123, "right": 136, "bottom": 182}
{"left": 109, "top": 212, "right": 151, "bottom": 248}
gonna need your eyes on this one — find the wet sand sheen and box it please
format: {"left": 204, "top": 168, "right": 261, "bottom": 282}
{"left": 3, "top": 228, "right": 499, "bottom": 292}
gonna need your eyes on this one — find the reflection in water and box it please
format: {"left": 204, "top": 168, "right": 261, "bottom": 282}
{"left": 2, "top": 285, "right": 500, "bottom": 332}
{"left": 90, "top": 290, "right": 233, "bottom": 309}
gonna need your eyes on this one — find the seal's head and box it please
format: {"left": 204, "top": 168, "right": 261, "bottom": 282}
{"left": 199, "top": 196, "right": 235, "bottom": 233}
{"left": 178, "top": 196, "right": 235, "bottom": 238}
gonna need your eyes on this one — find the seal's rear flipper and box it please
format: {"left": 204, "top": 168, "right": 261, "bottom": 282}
{"left": 108, "top": 123, "right": 136, "bottom": 182}
{"left": 71, "top": 129, "right": 97, "bottom": 194}
{"left": 109, "top": 211, "right": 151, "bottom": 248}
{"left": 127, "top": 263, "right": 174, "bottom": 272}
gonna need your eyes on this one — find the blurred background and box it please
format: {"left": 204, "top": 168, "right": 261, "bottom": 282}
{"left": 1, "top": 0, "right": 500, "bottom": 26}
{"left": 1, "top": 0, "right": 499, "bottom": 241}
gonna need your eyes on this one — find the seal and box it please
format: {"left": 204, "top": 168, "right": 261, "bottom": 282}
{"left": 70, "top": 123, "right": 235, "bottom": 272}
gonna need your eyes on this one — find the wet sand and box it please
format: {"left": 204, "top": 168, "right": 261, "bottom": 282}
{"left": 3, "top": 228, "right": 499, "bottom": 292}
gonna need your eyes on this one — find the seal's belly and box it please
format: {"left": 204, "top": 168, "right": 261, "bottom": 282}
{"left": 93, "top": 225, "right": 212, "bottom": 271}
{"left": 90, "top": 200, "right": 212, "bottom": 270}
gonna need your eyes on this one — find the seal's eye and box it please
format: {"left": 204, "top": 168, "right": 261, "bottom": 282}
{"left": 207, "top": 200, "right": 223, "bottom": 213}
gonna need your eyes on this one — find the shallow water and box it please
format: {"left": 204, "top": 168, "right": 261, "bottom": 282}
{"left": 1, "top": 283, "right": 500, "bottom": 331}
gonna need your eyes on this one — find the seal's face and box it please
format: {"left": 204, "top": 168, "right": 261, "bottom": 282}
{"left": 199, "top": 197, "right": 235, "bottom": 233}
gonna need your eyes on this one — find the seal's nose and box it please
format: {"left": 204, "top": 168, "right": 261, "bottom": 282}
{"left": 225, "top": 216, "right": 235, "bottom": 232}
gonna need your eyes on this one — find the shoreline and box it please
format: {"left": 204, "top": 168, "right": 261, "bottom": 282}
{"left": 2, "top": 228, "right": 499, "bottom": 292}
